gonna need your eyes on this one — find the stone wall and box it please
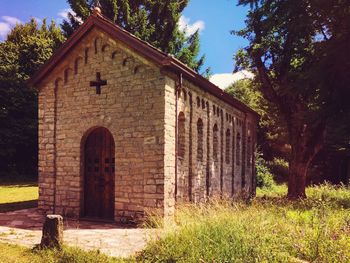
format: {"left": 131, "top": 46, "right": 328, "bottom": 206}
{"left": 38, "top": 29, "right": 167, "bottom": 222}
{"left": 165, "top": 75, "right": 257, "bottom": 202}
{"left": 37, "top": 27, "right": 257, "bottom": 223}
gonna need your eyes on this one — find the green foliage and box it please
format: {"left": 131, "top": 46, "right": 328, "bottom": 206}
{"left": 234, "top": 0, "right": 350, "bottom": 146}
{"left": 139, "top": 185, "right": 350, "bottom": 262}
{"left": 226, "top": 79, "right": 290, "bottom": 184}
{"left": 255, "top": 152, "right": 275, "bottom": 189}
{"left": 268, "top": 157, "right": 289, "bottom": 183}
{"left": 226, "top": 79, "right": 288, "bottom": 161}
{"left": 226, "top": 79, "right": 261, "bottom": 111}
{"left": 0, "top": 19, "right": 65, "bottom": 179}
{"left": 63, "top": 0, "right": 205, "bottom": 72}
{"left": 234, "top": 0, "right": 350, "bottom": 196}
{"left": 176, "top": 30, "right": 205, "bottom": 72}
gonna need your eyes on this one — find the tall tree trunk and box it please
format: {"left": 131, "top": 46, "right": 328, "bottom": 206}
{"left": 287, "top": 125, "right": 324, "bottom": 199}
{"left": 287, "top": 157, "right": 309, "bottom": 199}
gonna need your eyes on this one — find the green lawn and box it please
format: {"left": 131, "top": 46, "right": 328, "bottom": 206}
{"left": 0, "top": 183, "right": 38, "bottom": 212}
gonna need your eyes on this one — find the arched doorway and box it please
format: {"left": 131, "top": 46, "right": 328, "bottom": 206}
{"left": 83, "top": 127, "right": 115, "bottom": 220}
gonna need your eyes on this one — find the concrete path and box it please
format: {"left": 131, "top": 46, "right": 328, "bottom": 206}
{"left": 0, "top": 208, "right": 159, "bottom": 258}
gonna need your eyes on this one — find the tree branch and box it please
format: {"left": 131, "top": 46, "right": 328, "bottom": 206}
{"left": 252, "top": 51, "right": 293, "bottom": 120}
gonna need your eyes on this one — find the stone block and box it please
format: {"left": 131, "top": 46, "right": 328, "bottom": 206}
{"left": 40, "top": 215, "right": 63, "bottom": 249}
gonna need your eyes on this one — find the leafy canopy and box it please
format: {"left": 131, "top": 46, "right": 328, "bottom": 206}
{"left": 234, "top": 0, "right": 350, "bottom": 197}
{"left": 0, "top": 19, "right": 65, "bottom": 178}
{"left": 62, "top": 0, "right": 206, "bottom": 72}
{"left": 226, "top": 79, "right": 287, "bottom": 161}
{"left": 235, "top": 0, "right": 350, "bottom": 139}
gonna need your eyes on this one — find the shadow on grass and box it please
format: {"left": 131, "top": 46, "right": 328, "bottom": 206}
{"left": 0, "top": 183, "right": 37, "bottom": 188}
{"left": 0, "top": 200, "right": 38, "bottom": 213}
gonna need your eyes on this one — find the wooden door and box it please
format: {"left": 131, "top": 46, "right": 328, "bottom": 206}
{"left": 84, "top": 127, "right": 115, "bottom": 220}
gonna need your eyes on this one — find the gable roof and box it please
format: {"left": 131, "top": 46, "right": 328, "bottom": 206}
{"left": 28, "top": 11, "right": 259, "bottom": 118}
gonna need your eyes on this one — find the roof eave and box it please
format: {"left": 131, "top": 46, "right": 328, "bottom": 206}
{"left": 27, "top": 13, "right": 259, "bottom": 119}
{"left": 162, "top": 61, "right": 260, "bottom": 118}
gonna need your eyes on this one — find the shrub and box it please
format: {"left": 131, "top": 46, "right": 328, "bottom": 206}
{"left": 268, "top": 157, "right": 289, "bottom": 183}
{"left": 256, "top": 152, "right": 275, "bottom": 189}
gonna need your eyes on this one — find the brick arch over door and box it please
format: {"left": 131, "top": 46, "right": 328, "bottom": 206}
{"left": 82, "top": 127, "right": 115, "bottom": 220}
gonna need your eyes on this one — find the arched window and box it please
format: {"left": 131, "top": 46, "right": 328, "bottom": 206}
{"left": 94, "top": 37, "right": 101, "bottom": 54}
{"left": 247, "top": 136, "right": 252, "bottom": 167}
{"left": 213, "top": 124, "right": 219, "bottom": 162}
{"left": 178, "top": 112, "right": 186, "bottom": 159}
{"left": 236, "top": 133, "right": 241, "bottom": 165}
{"left": 197, "top": 119, "right": 204, "bottom": 161}
{"left": 225, "top": 129, "right": 231, "bottom": 164}
{"left": 196, "top": 96, "right": 201, "bottom": 108}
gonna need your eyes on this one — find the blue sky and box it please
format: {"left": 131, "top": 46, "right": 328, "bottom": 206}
{"left": 0, "top": 0, "right": 251, "bottom": 87}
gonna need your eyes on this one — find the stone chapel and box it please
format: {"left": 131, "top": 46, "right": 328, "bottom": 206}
{"left": 29, "top": 8, "right": 259, "bottom": 223}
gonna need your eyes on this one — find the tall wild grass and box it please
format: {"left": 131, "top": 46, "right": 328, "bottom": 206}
{"left": 139, "top": 184, "right": 350, "bottom": 262}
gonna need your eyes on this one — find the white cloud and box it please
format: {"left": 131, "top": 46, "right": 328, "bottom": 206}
{"left": 0, "top": 22, "right": 11, "bottom": 38}
{"left": 2, "top": 16, "right": 21, "bottom": 25}
{"left": 0, "top": 16, "right": 22, "bottom": 40}
{"left": 179, "top": 15, "right": 205, "bottom": 37}
{"left": 57, "top": 8, "right": 82, "bottom": 24}
{"left": 210, "top": 70, "right": 254, "bottom": 89}
{"left": 58, "top": 8, "right": 72, "bottom": 20}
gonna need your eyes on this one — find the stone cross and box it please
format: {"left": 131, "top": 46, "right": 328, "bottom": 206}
{"left": 90, "top": 72, "right": 107, "bottom": 94}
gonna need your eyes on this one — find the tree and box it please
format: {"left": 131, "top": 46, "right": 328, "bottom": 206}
{"left": 234, "top": 0, "right": 350, "bottom": 198}
{"left": 0, "top": 19, "right": 65, "bottom": 179}
{"left": 62, "top": 0, "right": 205, "bottom": 72}
{"left": 226, "top": 79, "right": 288, "bottom": 162}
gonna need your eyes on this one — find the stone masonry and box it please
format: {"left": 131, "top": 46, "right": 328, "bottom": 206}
{"left": 32, "top": 12, "right": 258, "bottom": 223}
{"left": 173, "top": 75, "right": 257, "bottom": 202}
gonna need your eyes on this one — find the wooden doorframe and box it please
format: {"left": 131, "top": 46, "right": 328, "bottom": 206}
{"left": 80, "top": 126, "right": 115, "bottom": 220}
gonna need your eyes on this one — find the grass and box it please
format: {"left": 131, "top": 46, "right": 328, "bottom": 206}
{"left": 0, "top": 243, "right": 40, "bottom": 263}
{"left": 0, "top": 183, "right": 38, "bottom": 212}
{"left": 0, "top": 183, "right": 349, "bottom": 262}
{"left": 0, "top": 243, "right": 127, "bottom": 263}
{"left": 139, "top": 183, "right": 350, "bottom": 262}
